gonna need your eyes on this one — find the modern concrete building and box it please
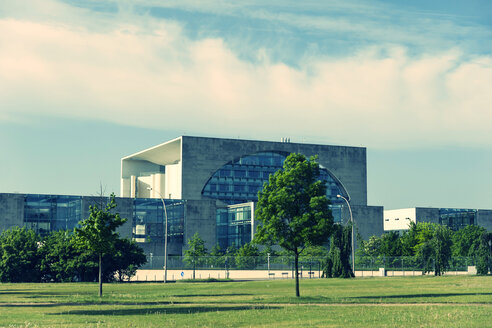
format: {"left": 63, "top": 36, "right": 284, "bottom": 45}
{"left": 0, "top": 193, "right": 134, "bottom": 239}
{"left": 121, "top": 136, "right": 368, "bottom": 205}
{"left": 0, "top": 135, "right": 386, "bottom": 260}
{"left": 121, "top": 136, "right": 383, "bottom": 249}
{"left": 2, "top": 135, "right": 492, "bottom": 263}
{"left": 384, "top": 207, "right": 492, "bottom": 233}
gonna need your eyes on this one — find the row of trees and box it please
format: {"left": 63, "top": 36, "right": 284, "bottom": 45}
{"left": 357, "top": 222, "right": 492, "bottom": 275}
{"left": 183, "top": 233, "right": 282, "bottom": 278}
{"left": 0, "top": 227, "right": 146, "bottom": 283}
{"left": 179, "top": 153, "right": 336, "bottom": 297}
{"left": 0, "top": 195, "right": 147, "bottom": 290}
{"left": 182, "top": 233, "right": 333, "bottom": 277}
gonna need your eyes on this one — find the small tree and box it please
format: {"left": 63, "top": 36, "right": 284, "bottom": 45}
{"left": 431, "top": 225, "right": 453, "bottom": 276}
{"left": 111, "top": 238, "right": 147, "bottom": 282}
{"left": 254, "top": 153, "right": 334, "bottom": 297}
{"left": 476, "top": 232, "right": 491, "bottom": 275}
{"left": 379, "top": 231, "right": 402, "bottom": 257}
{"left": 39, "top": 230, "right": 80, "bottom": 282}
{"left": 235, "top": 242, "right": 259, "bottom": 269}
{"left": 208, "top": 243, "right": 225, "bottom": 268}
{"left": 225, "top": 243, "right": 238, "bottom": 272}
{"left": 0, "top": 227, "right": 41, "bottom": 282}
{"left": 75, "top": 193, "right": 126, "bottom": 296}
{"left": 324, "top": 224, "right": 353, "bottom": 278}
{"left": 452, "top": 225, "right": 487, "bottom": 258}
{"left": 184, "top": 232, "right": 208, "bottom": 279}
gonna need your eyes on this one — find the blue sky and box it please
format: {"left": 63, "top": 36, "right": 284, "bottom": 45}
{"left": 0, "top": 0, "right": 491, "bottom": 209}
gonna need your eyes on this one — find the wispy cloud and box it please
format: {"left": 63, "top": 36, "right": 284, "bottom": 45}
{"left": 0, "top": 0, "right": 491, "bottom": 148}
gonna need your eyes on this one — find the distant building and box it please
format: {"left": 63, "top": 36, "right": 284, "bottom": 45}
{"left": 384, "top": 207, "right": 492, "bottom": 233}
{"left": 0, "top": 136, "right": 384, "bottom": 258}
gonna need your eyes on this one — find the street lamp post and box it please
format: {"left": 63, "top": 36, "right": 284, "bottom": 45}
{"left": 147, "top": 187, "right": 169, "bottom": 283}
{"left": 337, "top": 194, "right": 355, "bottom": 274}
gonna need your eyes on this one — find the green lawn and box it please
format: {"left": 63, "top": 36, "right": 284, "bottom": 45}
{"left": 1, "top": 276, "right": 491, "bottom": 327}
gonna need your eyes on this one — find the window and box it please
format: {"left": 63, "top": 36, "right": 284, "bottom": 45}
{"left": 216, "top": 204, "right": 252, "bottom": 249}
{"left": 24, "top": 194, "right": 82, "bottom": 236}
{"left": 439, "top": 208, "right": 477, "bottom": 231}
{"left": 133, "top": 198, "right": 185, "bottom": 245}
{"left": 202, "top": 151, "right": 347, "bottom": 214}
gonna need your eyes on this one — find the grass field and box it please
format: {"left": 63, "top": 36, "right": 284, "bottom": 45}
{"left": 1, "top": 276, "right": 491, "bottom": 327}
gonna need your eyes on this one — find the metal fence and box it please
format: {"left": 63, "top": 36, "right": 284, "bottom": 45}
{"left": 140, "top": 255, "right": 476, "bottom": 273}
{"left": 355, "top": 256, "right": 476, "bottom": 272}
{"left": 141, "top": 255, "right": 322, "bottom": 271}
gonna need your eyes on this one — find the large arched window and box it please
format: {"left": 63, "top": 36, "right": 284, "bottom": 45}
{"left": 202, "top": 152, "right": 348, "bottom": 207}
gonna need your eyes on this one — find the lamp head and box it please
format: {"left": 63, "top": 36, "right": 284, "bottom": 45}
{"left": 147, "top": 187, "right": 152, "bottom": 191}
{"left": 336, "top": 194, "right": 341, "bottom": 198}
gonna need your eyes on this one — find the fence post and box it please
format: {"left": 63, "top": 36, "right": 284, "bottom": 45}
{"left": 291, "top": 260, "right": 294, "bottom": 279}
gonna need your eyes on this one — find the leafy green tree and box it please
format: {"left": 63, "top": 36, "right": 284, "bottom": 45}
{"left": 208, "top": 243, "right": 225, "bottom": 268}
{"left": 430, "top": 225, "right": 453, "bottom": 276}
{"left": 224, "top": 243, "right": 238, "bottom": 270}
{"left": 39, "top": 230, "right": 80, "bottom": 282}
{"left": 111, "top": 238, "right": 147, "bottom": 282}
{"left": 400, "top": 222, "right": 435, "bottom": 257}
{"left": 75, "top": 193, "right": 126, "bottom": 296}
{"left": 476, "top": 232, "right": 492, "bottom": 275}
{"left": 259, "top": 246, "right": 283, "bottom": 268}
{"left": 379, "top": 231, "right": 402, "bottom": 257}
{"left": 0, "top": 227, "right": 41, "bottom": 282}
{"left": 324, "top": 224, "right": 353, "bottom": 278}
{"left": 299, "top": 245, "right": 329, "bottom": 261}
{"left": 254, "top": 153, "right": 334, "bottom": 297}
{"left": 358, "top": 235, "right": 381, "bottom": 258}
{"left": 184, "top": 232, "right": 208, "bottom": 279}
{"left": 400, "top": 222, "right": 453, "bottom": 275}
{"left": 235, "top": 242, "right": 259, "bottom": 269}
{"left": 452, "top": 225, "right": 487, "bottom": 258}
{"left": 259, "top": 245, "right": 278, "bottom": 258}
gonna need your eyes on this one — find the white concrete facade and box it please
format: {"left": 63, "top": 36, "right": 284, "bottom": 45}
{"left": 384, "top": 208, "right": 416, "bottom": 231}
{"left": 121, "top": 137, "right": 182, "bottom": 199}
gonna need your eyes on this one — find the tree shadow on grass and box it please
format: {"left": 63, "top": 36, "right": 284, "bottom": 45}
{"left": 0, "top": 290, "right": 89, "bottom": 299}
{"left": 172, "top": 293, "right": 252, "bottom": 298}
{"left": 0, "top": 291, "right": 35, "bottom": 295}
{"left": 50, "top": 305, "right": 279, "bottom": 316}
{"left": 0, "top": 301, "right": 191, "bottom": 308}
{"left": 351, "top": 292, "right": 492, "bottom": 300}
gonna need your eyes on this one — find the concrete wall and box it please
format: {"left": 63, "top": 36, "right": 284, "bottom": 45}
{"left": 0, "top": 193, "right": 24, "bottom": 232}
{"left": 180, "top": 136, "right": 367, "bottom": 206}
{"left": 347, "top": 205, "right": 384, "bottom": 242}
{"left": 477, "top": 210, "right": 492, "bottom": 231}
{"left": 80, "top": 196, "right": 133, "bottom": 239}
{"left": 184, "top": 199, "right": 219, "bottom": 251}
{"left": 415, "top": 207, "right": 441, "bottom": 225}
{"left": 165, "top": 163, "right": 182, "bottom": 199}
{"left": 121, "top": 160, "right": 164, "bottom": 196}
{"left": 384, "top": 208, "right": 416, "bottom": 231}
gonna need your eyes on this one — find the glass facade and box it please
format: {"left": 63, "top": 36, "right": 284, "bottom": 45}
{"left": 439, "top": 208, "right": 477, "bottom": 231}
{"left": 203, "top": 151, "right": 346, "bottom": 223}
{"left": 24, "top": 194, "right": 82, "bottom": 235}
{"left": 202, "top": 151, "right": 347, "bottom": 205}
{"left": 22, "top": 195, "right": 186, "bottom": 250}
{"left": 132, "top": 198, "right": 185, "bottom": 246}
{"left": 216, "top": 203, "right": 253, "bottom": 249}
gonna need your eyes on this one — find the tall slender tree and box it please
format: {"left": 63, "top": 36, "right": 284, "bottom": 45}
{"left": 324, "top": 224, "right": 354, "bottom": 278}
{"left": 184, "top": 232, "right": 208, "bottom": 279}
{"left": 476, "top": 232, "right": 492, "bottom": 275}
{"left": 76, "top": 193, "right": 126, "bottom": 296}
{"left": 254, "top": 153, "right": 334, "bottom": 297}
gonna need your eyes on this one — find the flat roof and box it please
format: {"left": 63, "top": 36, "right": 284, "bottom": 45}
{"left": 122, "top": 136, "right": 181, "bottom": 165}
